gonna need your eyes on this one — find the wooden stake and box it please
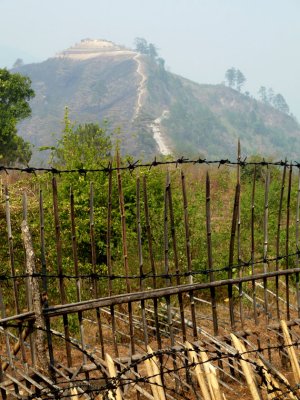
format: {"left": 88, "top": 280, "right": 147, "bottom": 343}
{"left": 206, "top": 172, "right": 218, "bottom": 336}
{"left": 286, "top": 166, "right": 292, "bottom": 320}
{"left": 276, "top": 164, "right": 287, "bottom": 319}
{"left": 263, "top": 170, "right": 270, "bottom": 320}
{"left": 185, "top": 342, "right": 211, "bottom": 400}
{"left": 228, "top": 183, "right": 240, "bottom": 331}
{"left": 251, "top": 167, "right": 258, "bottom": 324}
{"left": 280, "top": 320, "right": 300, "bottom": 386}
{"left": 106, "top": 353, "right": 123, "bottom": 400}
{"left": 52, "top": 177, "right": 72, "bottom": 367}
{"left": 181, "top": 170, "right": 197, "bottom": 340}
{"left": 230, "top": 334, "right": 262, "bottom": 400}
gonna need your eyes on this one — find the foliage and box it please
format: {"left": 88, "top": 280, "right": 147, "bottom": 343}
{"left": 0, "top": 68, "right": 34, "bottom": 164}
{"left": 225, "top": 67, "right": 246, "bottom": 92}
{"left": 258, "top": 86, "right": 290, "bottom": 114}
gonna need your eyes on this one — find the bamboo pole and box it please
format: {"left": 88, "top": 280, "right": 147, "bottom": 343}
{"left": 70, "top": 187, "right": 86, "bottom": 364}
{"left": 280, "top": 320, "right": 300, "bottom": 386}
{"left": 143, "top": 176, "right": 162, "bottom": 349}
{"left": 136, "top": 176, "right": 149, "bottom": 346}
{"left": 237, "top": 140, "right": 244, "bottom": 328}
{"left": 199, "top": 347, "right": 222, "bottom": 400}
{"left": 181, "top": 170, "right": 197, "bottom": 340}
{"left": 107, "top": 168, "right": 119, "bottom": 357}
{"left": 286, "top": 166, "right": 292, "bottom": 321}
{"left": 90, "top": 183, "right": 105, "bottom": 358}
{"left": 206, "top": 172, "right": 218, "bottom": 336}
{"left": 147, "top": 346, "right": 166, "bottom": 400}
{"left": 39, "top": 188, "right": 55, "bottom": 373}
{"left": 251, "top": 167, "right": 258, "bottom": 324}
{"left": 296, "top": 167, "right": 300, "bottom": 317}
{"left": 164, "top": 172, "right": 178, "bottom": 390}
{"left": 230, "top": 334, "right": 262, "bottom": 400}
{"left": 52, "top": 177, "right": 72, "bottom": 367}
{"left": 106, "top": 353, "right": 123, "bottom": 400}
{"left": 116, "top": 152, "right": 135, "bottom": 358}
{"left": 167, "top": 173, "right": 186, "bottom": 342}
{"left": 185, "top": 342, "right": 211, "bottom": 400}
{"left": 21, "top": 221, "right": 48, "bottom": 371}
{"left": 5, "top": 185, "right": 27, "bottom": 369}
{"left": 276, "top": 164, "right": 287, "bottom": 319}
{"left": 228, "top": 184, "right": 240, "bottom": 331}
{"left": 263, "top": 170, "right": 270, "bottom": 320}
{"left": 22, "top": 191, "right": 36, "bottom": 367}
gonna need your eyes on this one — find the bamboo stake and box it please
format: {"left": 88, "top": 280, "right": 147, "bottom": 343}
{"left": 181, "top": 170, "right": 197, "bottom": 340}
{"left": 147, "top": 346, "right": 166, "bottom": 400}
{"left": 185, "top": 342, "right": 211, "bottom": 400}
{"left": 276, "top": 164, "right": 287, "bottom": 319}
{"left": 107, "top": 168, "right": 119, "bottom": 357}
{"left": 143, "top": 176, "right": 162, "bottom": 350}
{"left": 167, "top": 173, "right": 186, "bottom": 342}
{"left": 164, "top": 173, "right": 178, "bottom": 390}
{"left": 237, "top": 140, "right": 244, "bottom": 328}
{"left": 70, "top": 187, "right": 86, "bottom": 364}
{"left": 21, "top": 221, "right": 48, "bottom": 371}
{"left": 251, "top": 167, "right": 258, "bottom": 324}
{"left": 22, "top": 191, "right": 36, "bottom": 367}
{"left": 199, "top": 348, "right": 222, "bottom": 400}
{"left": 39, "top": 188, "right": 55, "bottom": 373}
{"left": 116, "top": 152, "right": 135, "bottom": 359}
{"left": 136, "top": 176, "right": 148, "bottom": 346}
{"left": 263, "top": 170, "right": 270, "bottom": 320}
{"left": 90, "top": 183, "right": 105, "bottom": 358}
{"left": 230, "top": 334, "right": 262, "bottom": 400}
{"left": 206, "top": 172, "right": 218, "bottom": 336}
{"left": 228, "top": 183, "right": 240, "bottom": 331}
{"left": 106, "top": 353, "right": 123, "bottom": 400}
{"left": 5, "top": 185, "right": 27, "bottom": 369}
{"left": 286, "top": 166, "right": 292, "bottom": 321}
{"left": 145, "top": 358, "right": 160, "bottom": 400}
{"left": 280, "top": 320, "right": 300, "bottom": 386}
{"left": 52, "top": 177, "right": 72, "bottom": 367}
{"left": 296, "top": 167, "right": 300, "bottom": 317}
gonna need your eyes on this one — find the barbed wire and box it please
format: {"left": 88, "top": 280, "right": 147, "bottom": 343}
{"left": 2, "top": 321, "right": 300, "bottom": 399}
{"left": 0, "top": 249, "right": 298, "bottom": 283}
{"left": 16, "top": 324, "right": 300, "bottom": 400}
{"left": 0, "top": 156, "right": 298, "bottom": 175}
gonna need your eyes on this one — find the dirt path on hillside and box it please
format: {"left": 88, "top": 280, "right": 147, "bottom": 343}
{"left": 150, "top": 110, "right": 172, "bottom": 155}
{"left": 133, "top": 53, "right": 147, "bottom": 120}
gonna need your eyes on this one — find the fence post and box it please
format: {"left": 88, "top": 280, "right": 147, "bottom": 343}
{"left": 21, "top": 220, "right": 48, "bottom": 371}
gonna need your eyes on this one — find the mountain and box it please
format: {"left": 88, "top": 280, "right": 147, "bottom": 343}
{"left": 13, "top": 39, "right": 300, "bottom": 162}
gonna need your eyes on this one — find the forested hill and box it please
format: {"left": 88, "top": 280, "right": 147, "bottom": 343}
{"left": 14, "top": 39, "right": 300, "bottom": 162}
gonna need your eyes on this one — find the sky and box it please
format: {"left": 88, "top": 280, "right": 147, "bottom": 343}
{"left": 1, "top": 0, "right": 300, "bottom": 119}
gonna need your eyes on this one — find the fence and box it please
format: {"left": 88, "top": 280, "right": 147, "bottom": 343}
{"left": 1, "top": 152, "right": 300, "bottom": 399}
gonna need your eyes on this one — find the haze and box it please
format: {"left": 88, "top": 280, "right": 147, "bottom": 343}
{"left": 1, "top": 0, "right": 300, "bottom": 120}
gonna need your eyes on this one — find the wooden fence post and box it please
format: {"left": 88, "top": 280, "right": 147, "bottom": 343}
{"left": 21, "top": 220, "right": 48, "bottom": 371}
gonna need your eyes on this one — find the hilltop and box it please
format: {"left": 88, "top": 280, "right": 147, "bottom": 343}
{"left": 13, "top": 39, "right": 300, "bottom": 162}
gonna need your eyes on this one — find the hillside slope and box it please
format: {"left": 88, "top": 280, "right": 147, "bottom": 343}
{"left": 14, "top": 39, "right": 300, "bottom": 162}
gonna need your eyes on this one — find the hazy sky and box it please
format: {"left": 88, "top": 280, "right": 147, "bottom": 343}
{"left": 1, "top": 0, "right": 300, "bottom": 119}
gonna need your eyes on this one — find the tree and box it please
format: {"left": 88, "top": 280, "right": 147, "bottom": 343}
{"left": 50, "top": 108, "right": 112, "bottom": 169}
{"left": 235, "top": 69, "right": 246, "bottom": 92}
{"left": 13, "top": 58, "right": 24, "bottom": 68}
{"left": 272, "top": 93, "right": 290, "bottom": 114}
{"left": 258, "top": 86, "right": 268, "bottom": 103}
{"left": 225, "top": 67, "right": 236, "bottom": 88}
{"left": 0, "top": 68, "right": 35, "bottom": 164}
{"left": 134, "top": 37, "right": 149, "bottom": 54}
{"left": 148, "top": 43, "right": 158, "bottom": 59}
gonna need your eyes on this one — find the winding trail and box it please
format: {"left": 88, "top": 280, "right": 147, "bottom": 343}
{"left": 133, "top": 53, "right": 172, "bottom": 156}
{"left": 133, "top": 53, "right": 147, "bottom": 120}
{"left": 150, "top": 110, "right": 172, "bottom": 156}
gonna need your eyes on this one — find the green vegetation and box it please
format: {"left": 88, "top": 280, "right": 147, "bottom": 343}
{"left": 0, "top": 68, "right": 34, "bottom": 164}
